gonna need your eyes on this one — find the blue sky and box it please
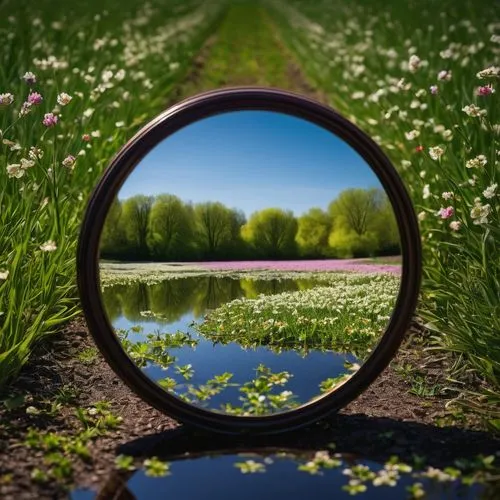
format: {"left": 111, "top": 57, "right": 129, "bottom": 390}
{"left": 118, "top": 110, "right": 382, "bottom": 218}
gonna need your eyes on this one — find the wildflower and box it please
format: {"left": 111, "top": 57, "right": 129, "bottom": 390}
{"left": 0, "top": 93, "right": 14, "bottom": 105}
{"left": 40, "top": 240, "right": 57, "bottom": 252}
{"left": 476, "top": 66, "right": 500, "bottom": 79}
{"left": 438, "top": 70, "right": 452, "bottom": 81}
{"left": 57, "top": 92, "right": 72, "bottom": 106}
{"left": 91, "top": 130, "right": 101, "bottom": 138}
{"left": 351, "top": 91, "right": 365, "bottom": 100}
{"left": 29, "top": 146, "right": 43, "bottom": 160}
{"left": 429, "top": 146, "right": 445, "bottom": 160}
{"left": 442, "top": 129, "right": 453, "bottom": 141}
{"left": 62, "top": 155, "right": 76, "bottom": 169}
{"left": 0, "top": 270, "right": 8, "bottom": 280}
{"left": 470, "top": 198, "right": 491, "bottom": 225}
{"left": 429, "top": 85, "right": 438, "bottom": 94}
{"left": 476, "top": 85, "right": 495, "bottom": 96}
{"left": 408, "top": 55, "right": 421, "bottom": 72}
{"left": 418, "top": 211, "right": 426, "bottom": 221}
{"left": 405, "top": 130, "right": 420, "bottom": 140}
{"left": 449, "top": 220, "right": 461, "bottom": 231}
{"left": 438, "top": 206, "right": 454, "bottom": 219}
{"left": 42, "top": 113, "right": 58, "bottom": 127}
{"left": 465, "top": 155, "right": 487, "bottom": 168}
{"left": 115, "top": 121, "right": 125, "bottom": 128}
{"left": 27, "top": 92, "right": 43, "bottom": 105}
{"left": 462, "top": 104, "right": 487, "bottom": 117}
{"left": 22, "top": 72, "right": 37, "bottom": 85}
{"left": 83, "top": 108, "right": 94, "bottom": 118}
{"left": 20, "top": 158, "right": 35, "bottom": 169}
{"left": 26, "top": 406, "right": 39, "bottom": 415}
{"left": 415, "top": 145, "right": 424, "bottom": 152}
{"left": 423, "top": 184, "right": 431, "bottom": 199}
{"left": 19, "top": 102, "right": 32, "bottom": 117}
{"left": 442, "top": 191, "right": 453, "bottom": 200}
{"left": 6, "top": 163, "right": 24, "bottom": 178}
{"left": 82, "top": 133, "right": 91, "bottom": 142}
{"left": 483, "top": 183, "right": 497, "bottom": 199}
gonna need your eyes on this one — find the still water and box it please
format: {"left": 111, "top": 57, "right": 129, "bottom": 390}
{"left": 102, "top": 276, "right": 359, "bottom": 411}
{"left": 71, "top": 449, "right": 486, "bottom": 500}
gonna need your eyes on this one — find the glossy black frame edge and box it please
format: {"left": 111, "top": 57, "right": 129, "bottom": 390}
{"left": 77, "top": 87, "right": 422, "bottom": 435}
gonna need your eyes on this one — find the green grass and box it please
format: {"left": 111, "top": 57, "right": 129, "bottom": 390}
{"left": 269, "top": 0, "right": 500, "bottom": 415}
{"left": 0, "top": 0, "right": 226, "bottom": 389}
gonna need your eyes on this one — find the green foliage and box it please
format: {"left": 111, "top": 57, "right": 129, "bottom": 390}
{"left": 148, "top": 195, "right": 196, "bottom": 260}
{"left": 242, "top": 207, "right": 298, "bottom": 258}
{"left": 296, "top": 207, "right": 331, "bottom": 257}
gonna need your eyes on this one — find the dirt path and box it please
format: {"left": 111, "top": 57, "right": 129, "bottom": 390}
{"left": 1, "top": 3, "right": 498, "bottom": 499}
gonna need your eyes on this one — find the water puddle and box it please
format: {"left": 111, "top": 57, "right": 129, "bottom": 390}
{"left": 71, "top": 447, "right": 490, "bottom": 499}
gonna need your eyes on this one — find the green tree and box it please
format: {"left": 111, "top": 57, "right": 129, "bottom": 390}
{"left": 296, "top": 207, "right": 331, "bottom": 257}
{"left": 100, "top": 199, "right": 127, "bottom": 258}
{"left": 147, "top": 194, "right": 195, "bottom": 260}
{"left": 194, "top": 202, "right": 234, "bottom": 259}
{"left": 241, "top": 208, "right": 298, "bottom": 259}
{"left": 121, "top": 195, "right": 154, "bottom": 259}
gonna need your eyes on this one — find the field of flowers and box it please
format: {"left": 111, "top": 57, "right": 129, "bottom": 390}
{"left": 1, "top": 0, "right": 499, "bottom": 419}
{"left": 0, "top": 0, "right": 227, "bottom": 388}
{"left": 269, "top": 0, "right": 500, "bottom": 411}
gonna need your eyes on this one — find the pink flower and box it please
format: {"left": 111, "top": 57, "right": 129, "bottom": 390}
{"left": 438, "top": 206, "right": 454, "bottom": 219}
{"left": 429, "top": 85, "right": 438, "bottom": 95}
{"left": 42, "top": 113, "right": 58, "bottom": 127}
{"left": 27, "top": 92, "right": 43, "bottom": 105}
{"left": 82, "top": 133, "right": 91, "bottom": 142}
{"left": 415, "top": 145, "right": 424, "bottom": 153}
{"left": 476, "top": 85, "right": 495, "bottom": 96}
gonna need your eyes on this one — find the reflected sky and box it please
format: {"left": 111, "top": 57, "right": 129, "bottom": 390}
{"left": 118, "top": 111, "right": 382, "bottom": 218}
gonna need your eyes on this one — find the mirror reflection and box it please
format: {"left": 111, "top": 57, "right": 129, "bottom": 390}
{"left": 98, "top": 110, "right": 402, "bottom": 416}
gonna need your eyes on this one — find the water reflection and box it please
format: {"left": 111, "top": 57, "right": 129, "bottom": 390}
{"left": 102, "top": 276, "right": 318, "bottom": 324}
{"left": 72, "top": 447, "right": 488, "bottom": 500}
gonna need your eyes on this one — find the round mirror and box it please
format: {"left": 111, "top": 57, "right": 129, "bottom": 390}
{"left": 77, "top": 88, "right": 421, "bottom": 434}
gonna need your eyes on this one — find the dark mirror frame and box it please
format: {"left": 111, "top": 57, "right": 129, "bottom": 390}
{"left": 77, "top": 87, "right": 421, "bottom": 435}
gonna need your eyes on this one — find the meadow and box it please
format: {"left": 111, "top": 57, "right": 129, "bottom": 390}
{"left": 0, "top": 0, "right": 499, "bottom": 495}
{"left": 101, "top": 263, "right": 399, "bottom": 414}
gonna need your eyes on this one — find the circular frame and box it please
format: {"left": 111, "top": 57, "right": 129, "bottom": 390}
{"left": 77, "top": 87, "right": 421, "bottom": 435}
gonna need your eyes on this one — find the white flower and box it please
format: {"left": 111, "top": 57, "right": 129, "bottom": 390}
{"left": 442, "top": 191, "right": 453, "bottom": 200}
{"left": 423, "top": 184, "right": 431, "bottom": 199}
{"left": 22, "top": 72, "right": 37, "bottom": 84}
{"left": 91, "top": 130, "right": 101, "bottom": 138}
{"left": 20, "top": 158, "right": 35, "bottom": 169}
{"left": 26, "top": 406, "right": 39, "bottom": 415}
{"left": 418, "top": 211, "right": 427, "bottom": 221}
{"left": 83, "top": 108, "right": 94, "bottom": 118}
{"left": 462, "top": 104, "right": 487, "bottom": 117}
{"left": 429, "top": 146, "right": 445, "bottom": 160}
{"left": 0, "top": 93, "right": 14, "bottom": 105}
{"left": 0, "top": 270, "right": 8, "bottom": 280}
{"left": 483, "top": 183, "right": 497, "bottom": 199}
{"left": 6, "top": 163, "right": 24, "bottom": 178}
{"left": 115, "top": 121, "right": 125, "bottom": 128}
{"left": 40, "top": 240, "right": 57, "bottom": 252}
{"left": 351, "top": 91, "right": 365, "bottom": 100}
{"left": 449, "top": 220, "right": 461, "bottom": 231}
{"left": 476, "top": 66, "right": 500, "bottom": 79}
{"left": 466, "top": 155, "right": 487, "bottom": 168}
{"left": 405, "top": 129, "right": 420, "bottom": 140}
{"left": 470, "top": 199, "right": 491, "bottom": 225}
{"left": 438, "top": 70, "right": 452, "bottom": 81}
{"left": 57, "top": 92, "right": 72, "bottom": 106}
{"left": 442, "top": 129, "right": 453, "bottom": 141}
{"left": 401, "top": 160, "right": 412, "bottom": 169}
{"left": 408, "top": 54, "right": 421, "bottom": 72}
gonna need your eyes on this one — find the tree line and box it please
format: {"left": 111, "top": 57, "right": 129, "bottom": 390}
{"left": 100, "top": 187, "right": 400, "bottom": 261}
